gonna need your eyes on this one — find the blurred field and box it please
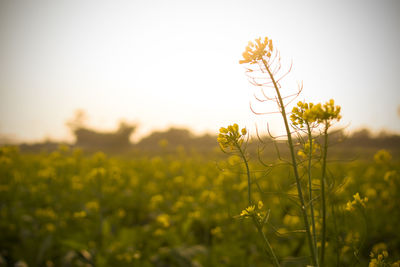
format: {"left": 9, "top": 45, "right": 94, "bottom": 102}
{"left": 0, "top": 130, "right": 399, "bottom": 266}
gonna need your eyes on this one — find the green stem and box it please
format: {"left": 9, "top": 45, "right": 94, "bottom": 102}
{"left": 237, "top": 144, "right": 252, "bottom": 206}
{"left": 306, "top": 124, "right": 319, "bottom": 266}
{"left": 320, "top": 123, "right": 329, "bottom": 265}
{"left": 253, "top": 216, "right": 280, "bottom": 267}
{"left": 237, "top": 142, "right": 280, "bottom": 266}
{"left": 331, "top": 201, "right": 340, "bottom": 267}
{"left": 262, "top": 59, "right": 318, "bottom": 266}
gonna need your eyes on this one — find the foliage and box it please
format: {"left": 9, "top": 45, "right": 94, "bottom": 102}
{"left": 0, "top": 144, "right": 399, "bottom": 266}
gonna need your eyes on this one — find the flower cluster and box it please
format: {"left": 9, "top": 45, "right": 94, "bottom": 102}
{"left": 239, "top": 201, "right": 266, "bottom": 223}
{"left": 217, "top": 123, "right": 247, "bottom": 151}
{"left": 240, "top": 205, "right": 256, "bottom": 217}
{"left": 291, "top": 100, "right": 342, "bottom": 128}
{"left": 369, "top": 250, "right": 391, "bottom": 267}
{"left": 345, "top": 192, "right": 368, "bottom": 211}
{"left": 368, "top": 244, "right": 400, "bottom": 267}
{"left": 291, "top": 101, "right": 320, "bottom": 127}
{"left": 297, "top": 139, "right": 320, "bottom": 159}
{"left": 239, "top": 37, "right": 273, "bottom": 65}
{"left": 319, "top": 99, "right": 342, "bottom": 124}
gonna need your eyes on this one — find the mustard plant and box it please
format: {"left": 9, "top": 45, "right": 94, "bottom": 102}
{"left": 291, "top": 99, "right": 341, "bottom": 264}
{"left": 291, "top": 101, "right": 322, "bottom": 264}
{"left": 239, "top": 37, "right": 318, "bottom": 266}
{"left": 218, "top": 36, "right": 344, "bottom": 266}
{"left": 315, "top": 99, "right": 341, "bottom": 265}
{"left": 218, "top": 124, "right": 280, "bottom": 266}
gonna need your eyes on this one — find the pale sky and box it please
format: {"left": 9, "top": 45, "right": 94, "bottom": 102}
{"left": 1, "top": 0, "right": 399, "bottom": 143}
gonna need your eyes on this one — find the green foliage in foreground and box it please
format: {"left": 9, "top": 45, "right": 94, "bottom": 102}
{"left": 0, "top": 145, "right": 399, "bottom": 266}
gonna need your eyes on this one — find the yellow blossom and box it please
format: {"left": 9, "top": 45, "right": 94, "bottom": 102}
{"left": 217, "top": 123, "right": 247, "bottom": 151}
{"left": 156, "top": 214, "right": 170, "bottom": 228}
{"left": 240, "top": 205, "right": 255, "bottom": 217}
{"left": 346, "top": 192, "right": 368, "bottom": 211}
{"left": 258, "top": 200, "right": 263, "bottom": 210}
{"left": 239, "top": 37, "right": 274, "bottom": 64}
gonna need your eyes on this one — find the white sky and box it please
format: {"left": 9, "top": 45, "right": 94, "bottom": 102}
{"left": 0, "top": 0, "right": 399, "bottom": 142}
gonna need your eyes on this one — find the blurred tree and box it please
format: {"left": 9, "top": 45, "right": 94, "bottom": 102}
{"left": 66, "top": 110, "right": 136, "bottom": 152}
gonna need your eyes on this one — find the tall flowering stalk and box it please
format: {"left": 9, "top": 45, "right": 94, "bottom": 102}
{"left": 291, "top": 101, "right": 321, "bottom": 265}
{"left": 218, "top": 124, "right": 280, "bottom": 266}
{"left": 218, "top": 124, "right": 251, "bottom": 205}
{"left": 291, "top": 100, "right": 342, "bottom": 266}
{"left": 239, "top": 37, "right": 319, "bottom": 266}
{"left": 218, "top": 37, "right": 342, "bottom": 266}
{"left": 315, "top": 100, "right": 341, "bottom": 265}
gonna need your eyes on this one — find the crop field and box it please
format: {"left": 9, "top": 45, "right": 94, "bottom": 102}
{"left": 0, "top": 143, "right": 399, "bottom": 266}
{"left": 1, "top": 33, "right": 399, "bottom": 267}
{"left": 1, "top": 0, "right": 399, "bottom": 265}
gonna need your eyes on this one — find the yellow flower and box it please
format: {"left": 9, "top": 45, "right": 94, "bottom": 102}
{"left": 369, "top": 259, "right": 378, "bottom": 267}
{"left": 156, "top": 213, "right": 170, "bottom": 228}
{"left": 219, "top": 127, "right": 228, "bottom": 134}
{"left": 240, "top": 205, "right": 255, "bottom": 217}
{"left": 292, "top": 100, "right": 341, "bottom": 129}
{"left": 240, "top": 209, "right": 249, "bottom": 216}
{"left": 217, "top": 123, "right": 247, "bottom": 151}
{"left": 239, "top": 37, "right": 274, "bottom": 64}
{"left": 346, "top": 192, "right": 368, "bottom": 211}
{"left": 382, "top": 251, "right": 388, "bottom": 258}
{"left": 247, "top": 205, "right": 255, "bottom": 213}
{"left": 258, "top": 200, "right": 263, "bottom": 209}
{"left": 345, "top": 201, "right": 354, "bottom": 211}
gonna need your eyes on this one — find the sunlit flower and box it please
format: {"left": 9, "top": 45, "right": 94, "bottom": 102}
{"left": 345, "top": 192, "right": 368, "bottom": 211}
{"left": 217, "top": 123, "right": 247, "bottom": 151}
{"left": 291, "top": 100, "right": 341, "bottom": 129}
{"left": 239, "top": 37, "right": 274, "bottom": 64}
{"left": 240, "top": 205, "right": 255, "bottom": 217}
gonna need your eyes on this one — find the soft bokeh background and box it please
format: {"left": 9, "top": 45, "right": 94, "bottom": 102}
{"left": 1, "top": 0, "right": 399, "bottom": 143}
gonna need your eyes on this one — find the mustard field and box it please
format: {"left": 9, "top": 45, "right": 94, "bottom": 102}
{"left": 0, "top": 145, "right": 399, "bottom": 266}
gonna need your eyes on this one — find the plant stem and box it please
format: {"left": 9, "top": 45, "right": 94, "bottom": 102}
{"left": 307, "top": 124, "right": 319, "bottom": 266}
{"left": 237, "top": 144, "right": 252, "bottom": 206}
{"left": 253, "top": 217, "right": 281, "bottom": 267}
{"left": 237, "top": 142, "right": 280, "bottom": 266}
{"left": 331, "top": 201, "right": 340, "bottom": 267}
{"left": 262, "top": 59, "right": 318, "bottom": 267}
{"left": 320, "top": 123, "right": 329, "bottom": 265}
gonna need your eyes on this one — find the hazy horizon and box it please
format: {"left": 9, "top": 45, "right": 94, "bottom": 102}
{"left": 1, "top": 0, "right": 399, "bottom": 143}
